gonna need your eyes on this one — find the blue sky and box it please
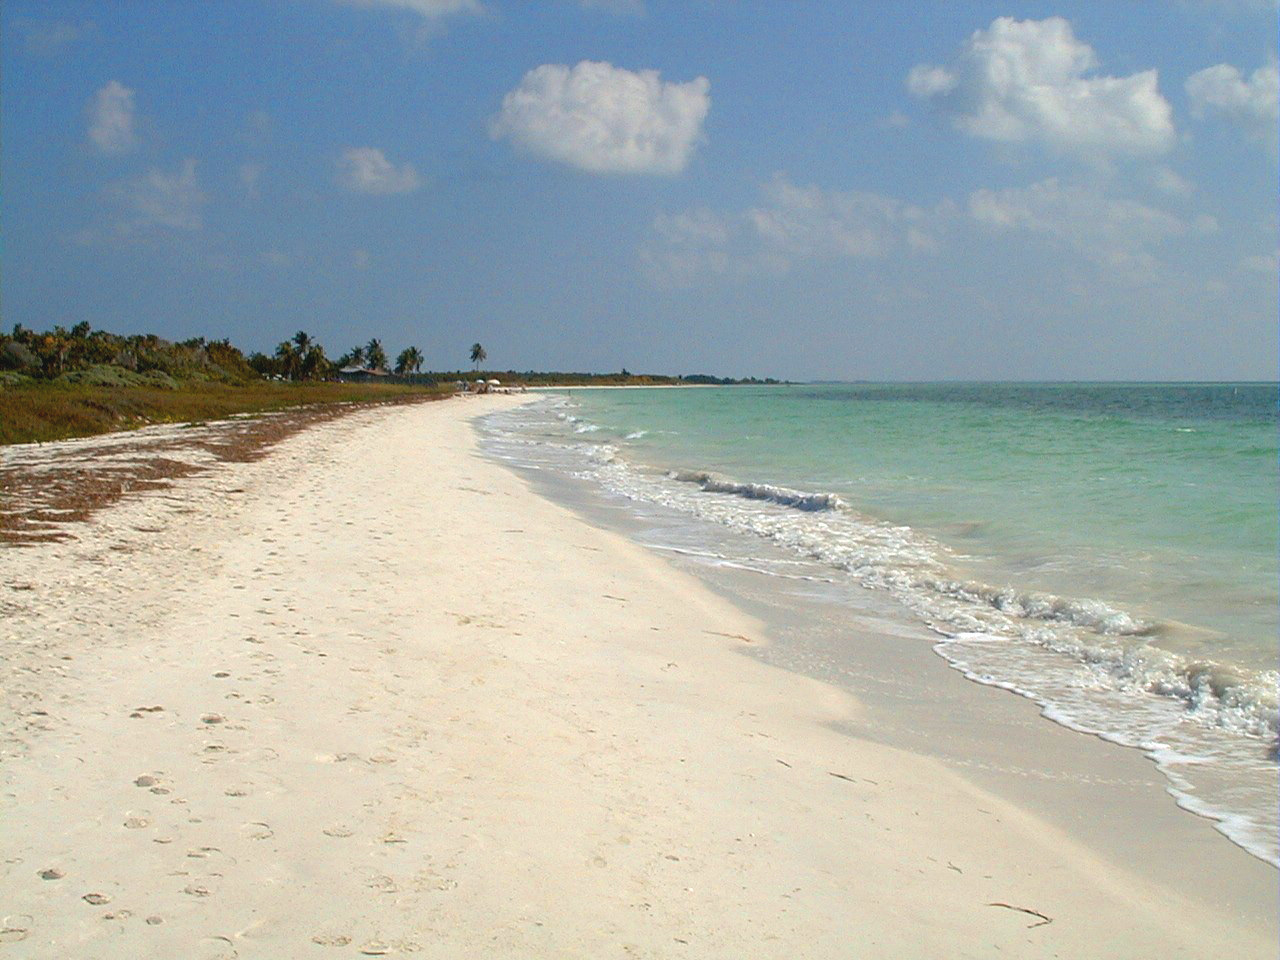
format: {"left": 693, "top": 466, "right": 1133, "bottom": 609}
{"left": 2, "top": 1, "right": 1276, "bottom": 379}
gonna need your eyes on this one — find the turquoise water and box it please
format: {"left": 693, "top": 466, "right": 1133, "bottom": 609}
{"left": 481, "top": 383, "right": 1279, "bottom": 864}
{"left": 572, "top": 383, "right": 1277, "bottom": 665}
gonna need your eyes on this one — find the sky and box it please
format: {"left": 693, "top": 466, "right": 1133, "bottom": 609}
{"left": 2, "top": 1, "right": 1276, "bottom": 380}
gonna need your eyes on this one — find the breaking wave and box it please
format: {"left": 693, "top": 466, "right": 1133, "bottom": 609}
{"left": 668, "top": 469, "right": 847, "bottom": 512}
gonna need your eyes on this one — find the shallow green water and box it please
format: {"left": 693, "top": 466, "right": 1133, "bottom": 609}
{"left": 567, "top": 382, "right": 1278, "bottom": 668}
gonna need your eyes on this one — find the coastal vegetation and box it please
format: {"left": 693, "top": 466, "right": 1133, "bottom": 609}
{"left": 0, "top": 323, "right": 783, "bottom": 445}
{"left": 0, "top": 324, "right": 446, "bottom": 445}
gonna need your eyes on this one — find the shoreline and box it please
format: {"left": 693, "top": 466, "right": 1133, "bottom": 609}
{"left": 1, "top": 395, "right": 1274, "bottom": 957}
{"left": 477, "top": 397, "right": 1279, "bottom": 900}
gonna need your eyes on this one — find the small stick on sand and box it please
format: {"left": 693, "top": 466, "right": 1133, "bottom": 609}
{"left": 987, "top": 902, "right": 1053, "bottom": 928}
{"left": 703, "top": 631, "right": 753, "bottom": 643}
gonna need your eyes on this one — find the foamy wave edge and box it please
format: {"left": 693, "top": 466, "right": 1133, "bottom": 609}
{"left": 655, "top": 465, "right": 1277, "bottom": 744}
{"left": 668, "top": 469, "right": 848, "bottom": 512}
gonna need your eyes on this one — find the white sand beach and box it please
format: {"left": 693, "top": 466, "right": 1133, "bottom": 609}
{"left": 2, "top": 395, "right": 1275, "bottom": 958}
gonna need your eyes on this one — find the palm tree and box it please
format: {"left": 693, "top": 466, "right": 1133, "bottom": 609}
{"left": 339, "top": 345, "right": 366, "bottom": 369}
{"left": 292, "top": 330, "right": 313, "bottom": 355}
{"left": 274, "top": 340, "right": 300, "bottom": 380}
{"left": 395, "top": 346, "right": 423, "bottom": 376}
{"left": 365, "top": 338, "right": 388, "bottom": 371}
{"left": 470, "top": 342, "right": 486, "bottom": 371}
{"left": 301, "top": 344, "right": 329, "bottom": 380}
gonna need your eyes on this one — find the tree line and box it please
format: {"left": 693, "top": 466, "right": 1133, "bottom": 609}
{"left": 0, "top": 324, "right": 435, "bottom": 385}
{"left": 250, "top": 332, "right": 427, "bottom": 381}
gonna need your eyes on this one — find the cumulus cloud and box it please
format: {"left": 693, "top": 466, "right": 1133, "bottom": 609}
{"left": 336, "top": 147, "right": 421, "bottom": 194}
{"left": 491, "top": 61, "right": 710, "bottom": 174}
{"left": 1186, "top": 63, "right": 1279, "bottom": 145}
{"left": 87, "top": 80, "right": 138, "bottom": 155}
{"left": 906, "top": 65, "right": 957, "bottom": 98}
{"left": 907, "top": 17, "right": 1174, "bottom": 156}
{"left": 968, "top": 178, "right": 1188, "bottom": 272}
{"left": 336, "top": 0, "right": 481, "bottom": 17}
{"left": 87, "top": 159, "right": 207, "bottom": 239}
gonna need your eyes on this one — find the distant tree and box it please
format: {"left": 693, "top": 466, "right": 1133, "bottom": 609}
{"left": 365, "top": 338, "right": 388, "bottom": 371}
{"left": 292, "top": 330, "right": 313, "bottom": 355}
{"left": 301, "top": 344, "right": 330, "bottom": 380}
{"left": 275, "top": 340, "right": 300, "bottom": 380}
{"left": 336, "top": 345, "right": 366, "bottom": 369}
{"left": 470, "top": 342, "right": 486, "bottom": 371}
{"left": 395, "top": 346, "right": 423, "bottom": 375}
{"left": 247, "top": 352, "right": 275, "bottom": 377}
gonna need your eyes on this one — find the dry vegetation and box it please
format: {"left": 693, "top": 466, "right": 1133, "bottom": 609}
{"left": 0, "top": 390, "right": 451, "bottom": 544}
{"left": 0, "top": 380, "right": 452, "bottom": 446}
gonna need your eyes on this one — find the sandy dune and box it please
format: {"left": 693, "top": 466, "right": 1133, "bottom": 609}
{"left": 1, "top": 395, "right": 1273, "bottom": 958}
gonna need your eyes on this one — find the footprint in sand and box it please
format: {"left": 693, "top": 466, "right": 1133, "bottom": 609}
{"left": 0, "top": 915, "right": 33, "bottom": 943}
{"left": 195, "top": 935, "right": 237, "bottom": 959}
{"left": 186, "top": 846, "right": 236, "bottom": 866}
{"left": 123, "top": 815, "right": 151, "bottom": 829}
{"left": 315, "top": 752, "right": 362, "bottom": 764}
{"left": 323, "top": 825, "right": 354, "bottom": 838}
{"left": 311, "top": 934, "right": 353, "bottom": 947}
{"left": 38, "top": 868, "right": 63, "bottom": 880}
{"left": 240, "top": 821, "right": 273, "bottom": 841}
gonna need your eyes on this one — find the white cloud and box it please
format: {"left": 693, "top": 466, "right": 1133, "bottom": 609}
{"left": 748, "top": 176, "right": 940, "bottom": 260}
{"left": 87, "top": 80, "right": 138, "bottom": 155}
{"left": 646, "top": 174, "right": 1202, "bottom": 286}
{"left": 336, "top": 147, "right": 421, "bottom": 194}
{"left": 906, "top": 65, "right": 957, "bottom": 98}
{"left": 643, "top": 176, "right": 949, "bottom": 284}
{"left": 335, "top": 0, "right": 481, "bottom": 17}
{"left": 97, "top": 159, "right": 206, "bottom": 237}
{"left": 908, "top": 17, "right": 1174, "bottom": 156}
{"left": 1185, "top": 63, "right": 1279, "bottom": 145}
{"left": 968, "top": 178, "right": 1187, "bottom": 272}
{"left": 491, "top": 60, "right": 710, "bottom": 175}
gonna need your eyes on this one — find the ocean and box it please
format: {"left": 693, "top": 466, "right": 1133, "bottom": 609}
{"left": 478, "top": 383, "right": 1279, "bottom": 866}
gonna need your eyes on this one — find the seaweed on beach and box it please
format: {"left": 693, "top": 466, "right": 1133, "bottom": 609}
{"left": 0, "top": 395, "right": 444, "bottom": 545}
